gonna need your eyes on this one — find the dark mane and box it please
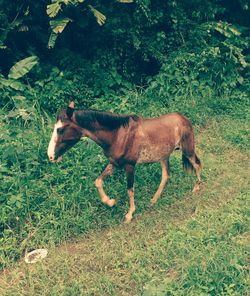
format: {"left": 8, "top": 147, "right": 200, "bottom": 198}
{"left": 75, "top": 110, "right": 139, "bottom": 130}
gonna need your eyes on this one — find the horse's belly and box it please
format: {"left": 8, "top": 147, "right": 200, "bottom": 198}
{"left": 137, "top": 145, "right": 173, "bottom": 164}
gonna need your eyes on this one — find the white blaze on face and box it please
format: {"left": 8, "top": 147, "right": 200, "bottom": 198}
{"left": 47, "top": 120, "right": 63, "bottom": 161}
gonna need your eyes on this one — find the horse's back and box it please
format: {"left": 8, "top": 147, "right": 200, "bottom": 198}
{"left": 139, "top": 112, "right": 191, "bottom": 137}
{"left": 141, "top": 112, "right": 191, "bottom": 126}
{"left": 128, "top": 112, "right": 190, "bottom": 163}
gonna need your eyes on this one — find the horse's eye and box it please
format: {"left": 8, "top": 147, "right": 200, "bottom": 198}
{"left": 57, "top": 127, "right": 64, "bottom": 135}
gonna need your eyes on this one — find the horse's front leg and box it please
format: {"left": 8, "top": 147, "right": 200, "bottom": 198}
{"left": 95, "top": 162, "right": 116, "bottom": 207}
{"left": 124, "top": 164, "right": 136, "bottom": 224}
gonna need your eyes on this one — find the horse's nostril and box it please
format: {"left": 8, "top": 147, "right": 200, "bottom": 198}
{"left": 49, "top": 156, "right": 53, "bottom": 160}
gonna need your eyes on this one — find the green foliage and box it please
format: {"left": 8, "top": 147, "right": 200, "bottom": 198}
{"left": 1, "top": 0, "right": 249, "bottom": 97}
{"left": 0, "top": 56, "right": 40, "bottom": 113}
{"left": 48, "top": 18, "right": 72, "bottom": 48}
{"left": 47, "top": 2, "right": 62, "bottom": 18}
{"left": 0, "top": 76, "right": 26, "bottom": 92}
{"left": 144, "top": 18, "right": 249, "bottom": 109}
{"left": 50, "top": 18, "right": 72, "bottom": 34}
{"left": 45, "top": 0, "right": 134, "bottom": 48}
{"left": 8, "top": 56, "right": 39, "bottom": 80}
{"left": 88, "top": 5, "right": 106, "bottom": 26}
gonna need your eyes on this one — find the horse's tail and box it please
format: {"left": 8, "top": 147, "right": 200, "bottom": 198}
{"left": 182, "top": 153, "right": 201, "bottom": 173}
{"left": 181, "top": 126, "right": 201, "bottom": 174}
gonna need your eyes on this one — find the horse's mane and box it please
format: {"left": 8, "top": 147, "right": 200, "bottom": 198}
{"left": 75, "top": 109, "right": 139, "bottom": 130}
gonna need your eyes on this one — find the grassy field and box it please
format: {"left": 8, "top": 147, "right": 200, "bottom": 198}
{"left": 0, "top": 111, "right": 249, "bottom": 295}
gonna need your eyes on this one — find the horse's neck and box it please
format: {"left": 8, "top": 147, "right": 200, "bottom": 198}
{"left": 83, "top": 128, "right": 115, "bottom": 149}
{"left": 73, "top": 111, "right": 115, "bottom": 149}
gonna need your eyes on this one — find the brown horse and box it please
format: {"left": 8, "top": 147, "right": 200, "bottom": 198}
{"left": 48, "top": 102, "right": 202, "bottom": 223}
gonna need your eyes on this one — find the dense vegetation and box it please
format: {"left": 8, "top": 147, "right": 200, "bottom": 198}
{"left": 1, "top": 0, "right": 249, "bottom": 112}
{"left": 0, "top": 0, "right": 249, "bottom": 294}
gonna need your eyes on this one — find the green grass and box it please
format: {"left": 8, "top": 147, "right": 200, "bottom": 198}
{"left": 0, "top": 112, "right": 249, "bottom": 295}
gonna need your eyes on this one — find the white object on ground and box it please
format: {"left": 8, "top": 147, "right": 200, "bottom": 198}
{"left": 24, "top": 249, "right": 48, "bottom": 264}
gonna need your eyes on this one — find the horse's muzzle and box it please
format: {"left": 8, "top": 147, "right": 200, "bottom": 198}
{"left": 49, "top": 155, "right": 63, "bottom": 163}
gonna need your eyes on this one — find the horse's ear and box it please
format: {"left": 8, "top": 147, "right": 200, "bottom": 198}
{"left": 66, "top": 101, "right": 75, "bottom": 119}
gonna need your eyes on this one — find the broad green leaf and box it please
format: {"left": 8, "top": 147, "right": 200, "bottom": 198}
{"left": 8, "top": 56, "right": 39, "bottom": 80}
{"left": 48, "top": 32, "right": 58, "bottom": 49}
{"left": 223, "top": 42, "right": 248, "bottom": 68}
{"left": 50, "top": 18, "right": 71, "bottom": 33}
{"left": 48, "top": 17, "right": 71, "bottom": 48}
{"left": 88, "top": 5, "right": 106, "bottom": 26}
{"left": 117, "top": 0, "right": 133, "bottom": 3}
{"left": 228, "top": 26, "right": 241, "bottom": 36}
{"left": 0, "top": 77, "right": 26, "bottom": 91}
{"left": 51, "top": 0, "right": 78, "bottom": 4}
{"left": 18, "top": 25, "right": 29, "bottom": 32}
{"left": 47, "top": 3, "right": 61, "bottom": 18}
{"left": 66, "top": 0, "right": 85, "bottom": 3}
{"left": 209, "top": 21, "right": 242, "bottom": 38}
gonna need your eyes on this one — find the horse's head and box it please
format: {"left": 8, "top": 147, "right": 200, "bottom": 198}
{"left": 47, "top": 101, "right": 82, "bottom": 162}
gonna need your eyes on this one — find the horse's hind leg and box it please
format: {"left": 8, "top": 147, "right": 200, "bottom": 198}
{"left": 186, "top": 154, "right": 202, "bottom": 192}
{"left": 95, "top": 162, "right": 116, "bottom": 207}
{"left": 150, "top": 159, "right": 170, "bottom": 205}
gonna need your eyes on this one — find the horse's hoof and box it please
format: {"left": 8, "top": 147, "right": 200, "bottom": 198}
{"left": 150, "top": 198, "right": 157, "bottom": 206}
{"left": 124, "top": 214, "right": 132, "bottom": 224}
{"left": 106, "top": 199, "right": 116, "bottom": 207}
{"left": 192, "top": 184, "right": 200, "bottom": 193}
